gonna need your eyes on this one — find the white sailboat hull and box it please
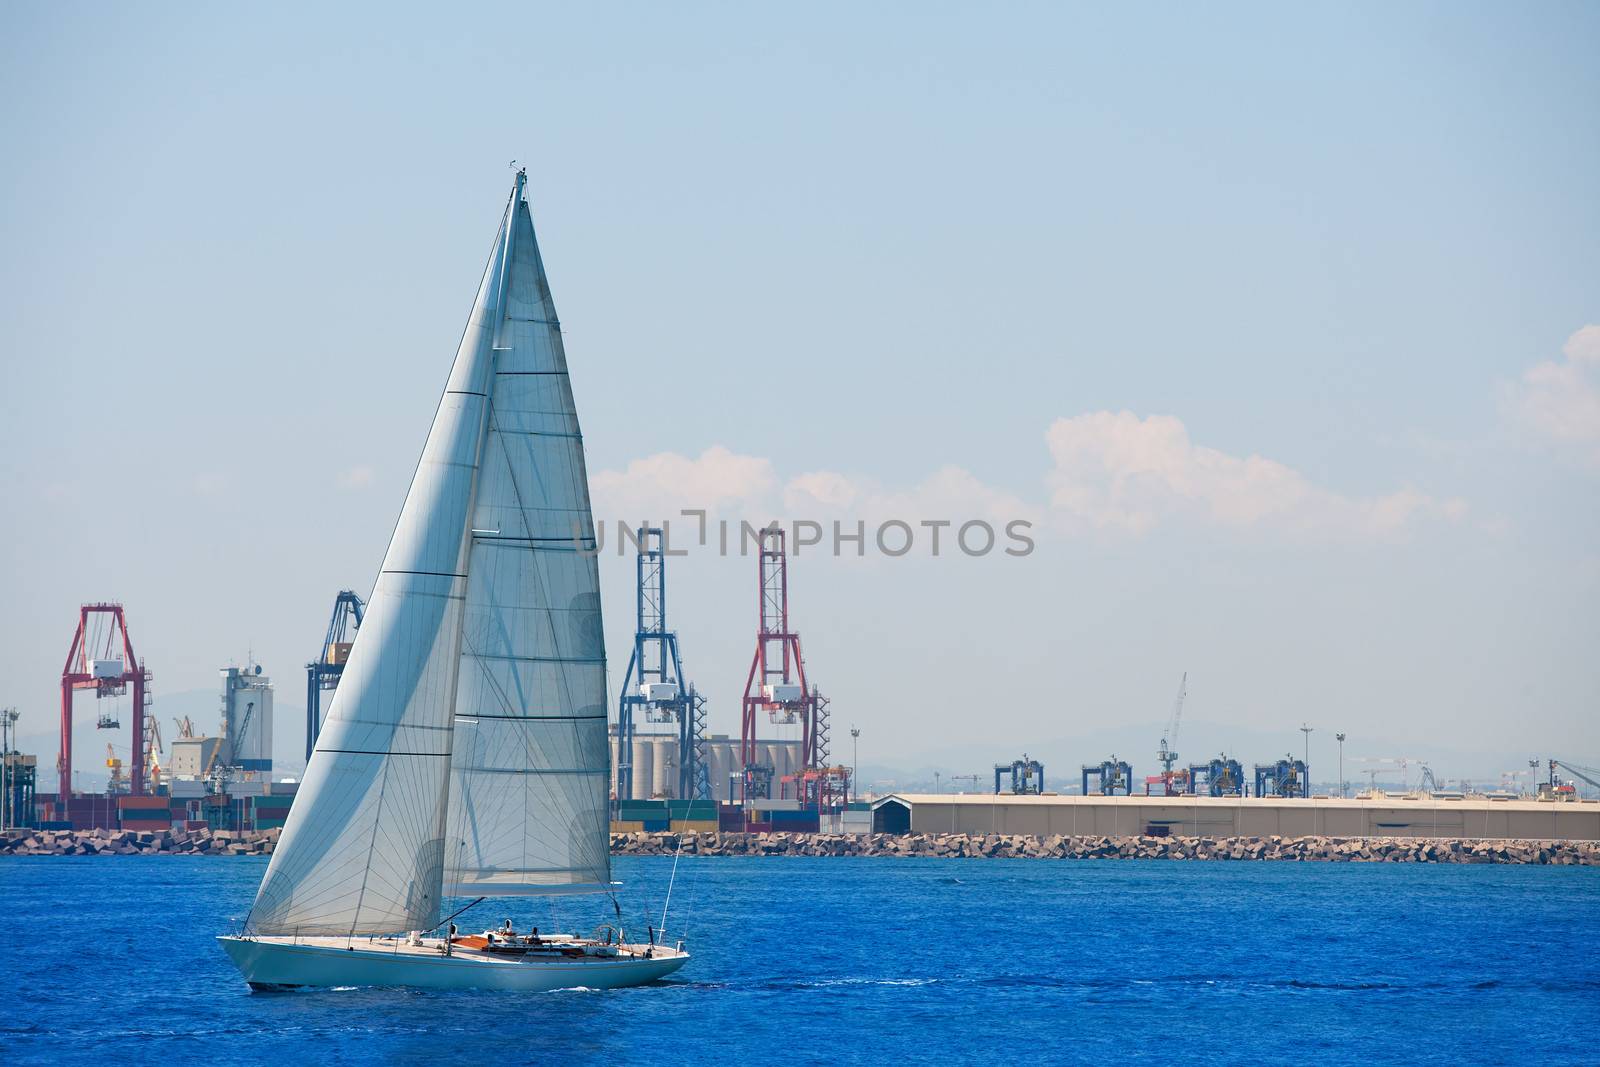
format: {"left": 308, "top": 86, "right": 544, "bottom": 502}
{"left": 219, "top": 935, "right": 689, "bottom": 992}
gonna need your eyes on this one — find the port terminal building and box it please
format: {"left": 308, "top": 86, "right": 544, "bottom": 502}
{"left": 870, "top": 793, "right": 1600, "bottom": 842}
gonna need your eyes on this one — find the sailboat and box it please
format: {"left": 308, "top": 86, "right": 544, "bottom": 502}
{"left": 219, "top": 169, "right": 689, "bottom": 992}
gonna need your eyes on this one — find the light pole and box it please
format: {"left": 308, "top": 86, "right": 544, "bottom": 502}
{"left": 1299, "top": 723, "right": 1313, "bottom": 798}
{"left": 850, "top": 726, "right": 860, "bottom": 797}
{"left": 1336, "top": 733, "right": 1346, "bottom": 799}
{"left": 933, "top": 771, "right": 941, "bottom": 794}
{"left": 0, "top": 708, "right": 15, "bottom": 830}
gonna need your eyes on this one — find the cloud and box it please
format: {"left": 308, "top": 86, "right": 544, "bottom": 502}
{"left": 784, "top": 465, "right": 1037, "bottom": 532}
{"left": 337, "top": 464, "right": 376, "bottom": 490}
{"left": 589, "top": 445, "right": 776, "bottom": 520}
{"left": 589, "top": 414, "right": 1464, "bottom": 549}
{"left": 1504, "top": 325, "right": 1600, "bottom": 465}
{"left": 1045, "top": 411, "right": 1465, "bottom": 538}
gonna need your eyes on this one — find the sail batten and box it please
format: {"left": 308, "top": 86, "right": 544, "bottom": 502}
{"left": 247, "top": 172, "right": 610, "bottom": 933}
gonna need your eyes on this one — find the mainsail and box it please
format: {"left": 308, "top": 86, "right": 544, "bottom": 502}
{"left": 248, "top": 171, "right": 610, "bottom": 936}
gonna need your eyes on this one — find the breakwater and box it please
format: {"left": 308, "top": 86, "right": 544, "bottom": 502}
{"left": 617, "top": 831, "right": 1597, "bottom": 862}
{"left": 5, "top": 827, "right": 1597, "bottom": 864}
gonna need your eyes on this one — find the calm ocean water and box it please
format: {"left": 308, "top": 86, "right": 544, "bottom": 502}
{"left": 2, "top": 855, "right": 1596, "bottom": 1065}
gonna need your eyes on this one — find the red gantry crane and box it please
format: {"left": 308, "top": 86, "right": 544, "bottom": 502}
{"left": 738, "top": 525, "right": 837, "bottom": 804}
{"left": 59, "top": 603, "right": 152, "bottom": 806}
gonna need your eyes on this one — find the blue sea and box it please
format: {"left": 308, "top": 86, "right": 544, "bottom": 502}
{"left": 2, "top": 855, "right": 1597, "bottom": 1065}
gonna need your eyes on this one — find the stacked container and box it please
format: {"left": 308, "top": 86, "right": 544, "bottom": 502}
{"left": 116, "top": 794, "right": 170, "bottom": 831}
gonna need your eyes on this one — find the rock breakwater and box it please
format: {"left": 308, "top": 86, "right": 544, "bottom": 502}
{"left": 609, "top": 830, "right": 1598, "bottom": 864}
{"left": 5, "top": 828, "right": 1595, "bottom": 864}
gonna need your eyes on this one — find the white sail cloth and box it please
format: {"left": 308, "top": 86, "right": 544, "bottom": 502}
{"left": 443, "top": 193, "right": 611, "bottom": 896}
{"left": 249, "top": 173, "right": 610, "bottom": 936}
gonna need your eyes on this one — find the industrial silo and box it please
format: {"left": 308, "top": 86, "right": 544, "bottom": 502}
{"left": 652, "top": 736, "right": 675, "bottom": 800}
{"left": 708, "top": 741, "right": 732, "bottom": 802}
{"left": 631, "top": 737, "right": 654, "bottom": 800}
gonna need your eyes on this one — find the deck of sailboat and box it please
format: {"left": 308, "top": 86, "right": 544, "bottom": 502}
{"left": 219, "top": 932, "right": 690, "bottom": 991}
{"left": 229, "top": 933, "right": 681, "bottom": 964}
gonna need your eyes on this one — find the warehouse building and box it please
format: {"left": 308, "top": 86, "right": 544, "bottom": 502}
{"left": 870, "top": 793, "right": 1600, "bottom": 841}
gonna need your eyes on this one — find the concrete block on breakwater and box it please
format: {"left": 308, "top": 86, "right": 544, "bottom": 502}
{"left": 4, "top": 828, "right": 1596, "bottom": 864}
{"left": 0, "top": 827, "right": 280, "bottom": 856}
{"left": 606, "top": 830, "right": 1599, "bottom": 864}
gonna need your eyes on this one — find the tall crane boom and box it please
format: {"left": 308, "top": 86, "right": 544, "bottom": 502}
{"left": 1157, "top": 672, "right": 1187, "bottom": 789}
{"left": 1550, "top": 759, "right": 1600, "bottom": 792}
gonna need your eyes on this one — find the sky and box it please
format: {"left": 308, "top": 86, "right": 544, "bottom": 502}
{"left": 1, "top": 3, "right": 1596, "bottom": 790}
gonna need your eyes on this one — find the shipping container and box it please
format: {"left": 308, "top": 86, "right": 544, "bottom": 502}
{"left": 119, "top": 819, "right": 170, "bottom": 832}
{"left": 667, "top": 799, "right": 716, "bottom": 812}
{"left": 670, "top": 819, "right": 719, "bottom": 832}
{"left": 640, "top": 819, "right": 670, "bottom": 833}
{"left": 609, "top": 820, "right": 646, "bottom": 833}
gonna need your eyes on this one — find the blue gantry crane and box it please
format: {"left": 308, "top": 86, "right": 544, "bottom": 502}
{"left": 1254, "top": 755, "right": 1309, "bottom": 798}
{"left": 1188, "top": 755, "right": 1245, "bottom": 796}
{"left": 1082, "top": 756, "right": 1134, "bottom": 796}
{"left": 304, "top": 590, "right": 364, "bottom": 762}
{"left": 616, "top": 527, "right": 708, "bottom": 802}
{"left": 994, "top": 755, "right": 1044, "bottom": 794}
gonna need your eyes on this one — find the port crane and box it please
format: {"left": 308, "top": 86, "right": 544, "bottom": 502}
{"left": 1155, "top": 673, "right": 1187, "bottom": 795}
{"left": 204, "top": 697, "right": 259, "bottom": 791}
{"left": 739, "top": 526, "right": 834, "bottom": 804}
{"left": 105, "top": 744, "right": 125, "bottom": 794}
{"left": 305, "top": 590, "right": 364, "bottom": 761}
{"left": 1549, "top": 759, "right": 1600, "bottom": 796}
{"left": 616, "top": 527, "right": 709, "bottom": 802}
{"left": 58, "top": 603, "right": 152, "bottom": 805}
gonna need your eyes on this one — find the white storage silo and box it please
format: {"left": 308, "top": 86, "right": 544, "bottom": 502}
{"left": 709, "top": 741, "right": 732, "bottom": 802}
{"left": 631, "top": 737, "right": 654, "bottom": 800}
{"left": 652, "top": 736, "right": 676, "bottom": 800}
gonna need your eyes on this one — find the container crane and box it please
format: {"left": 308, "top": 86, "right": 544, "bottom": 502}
{"left": 739, "top": 526, "right": 833, "bottom": 802}
{"left": 615, "top": 527, "right": 709, "bottom": 802}
{"left": 1156, "top": 672, "right": 1187, "bottom": 795}
{"left": 1548, "top": 759, "right": 1600, "bottom": 796}
{"left": 305, "top": 590, "right": 364, "bottom": 761}
{"left": 105, "top": 744, "right": 125, "bottom": 794}
{"left": 58, "top": 603, "right": 152, "bottom": 806}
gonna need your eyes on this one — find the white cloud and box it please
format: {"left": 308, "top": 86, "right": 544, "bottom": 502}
{"left": 590, "top": 445, "right": 777, "bottom": 520}
{"left": 1505, "top": 325, "right": 1600, "bottom": 465}
{"left": 784, "top": 465, "right": 1037, "bottom": 532}
{"left": 589, "top": 414, "right": 1464, "bottom": 550}
{"left": 1045, "top": 411, "right": 1465, "bottom": 538}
